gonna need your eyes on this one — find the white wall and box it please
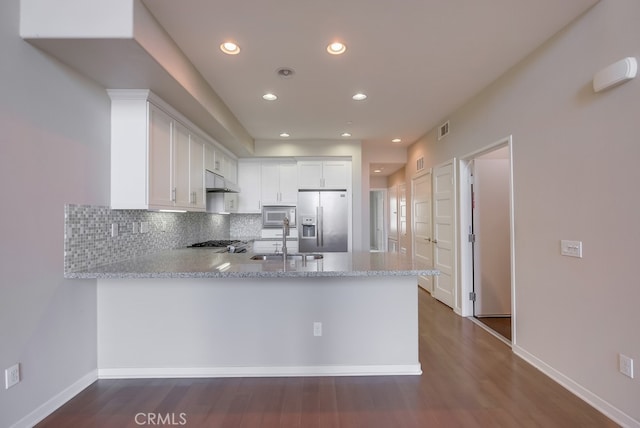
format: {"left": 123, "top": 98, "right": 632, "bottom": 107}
{"left": 408, "top": 0, "right": 640, "bottom": 424}
{"left": 0, "top": 1, "right": 110, "bottom": 426}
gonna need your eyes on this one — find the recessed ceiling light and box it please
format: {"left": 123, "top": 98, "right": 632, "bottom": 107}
{"left": 392, "top": 138, "right": 402, "bottom": 143}
{"left": 220, "top": 41, "right": 240, "bottom": 55}
{"left": 327, "top": 42, "right": 347, "bottom": 55}
{"left": 263, "top": 93, "right": 278, "bottom": 101}
{"left": 341, "top": 132, "right": 352, "bottom": 137}
{"left": 373, "top": 169, "right": 382, "bottom": 173}
{"left": 352, "top": 93, "right": 367, "bottom": 101}
{"left": 280, "top": 132, "right": 290, "bottom": 138}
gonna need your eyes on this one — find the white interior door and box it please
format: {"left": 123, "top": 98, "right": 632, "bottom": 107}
{"left": 412, "top": 172, "right": 433, "bottom": 293}
{"left": 473, "top": 152, "right": 512, "bottom": 316}
{"left": 433, "top": 160, "right": 456, "bottom": 308}
{"left": 399, "top": 184, "right": 408, "bottom": 254}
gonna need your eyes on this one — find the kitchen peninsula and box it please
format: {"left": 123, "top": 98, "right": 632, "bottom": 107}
{"left": 69, "top": 251, "right": 437, "bottom": 378}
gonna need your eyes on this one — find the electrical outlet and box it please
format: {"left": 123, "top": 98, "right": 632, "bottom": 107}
{"left": 132, "top": 222, "right": 139, "bottom": 234}
{"left": 313, "top": 322, "right": 322, "bottom": 337}
{"left": 619, "top": 354, "right": 634, "bottom": 379}
{"left": 111, "top": 223, "right": 119, "bottom": 238}
{"left": 5, "top": 364, "right": 20, "bottom": 389}
{"left": 140, "top": 221, "right": 150, "bottom": 233}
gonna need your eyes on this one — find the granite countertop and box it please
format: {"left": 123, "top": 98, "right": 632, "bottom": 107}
{"left": 65, "top": 249, "right": 439, "bottom": 279}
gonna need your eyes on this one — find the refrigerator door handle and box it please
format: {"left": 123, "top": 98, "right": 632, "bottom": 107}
{"left": 318, "top": 206, "right": 323, "bottom": 247}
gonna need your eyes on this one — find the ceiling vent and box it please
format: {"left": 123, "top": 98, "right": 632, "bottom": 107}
{"left": 437, "top": 120, "right": 450, "bottom": 140}
{"left": 277, "top": 67, "right": 295, "bottom": 79}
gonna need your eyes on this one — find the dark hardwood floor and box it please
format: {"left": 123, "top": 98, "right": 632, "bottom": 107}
{"left": 475, "top": 316, "right": 512, "bottom": 341}
{"left": 36, "top": 290, "right": 616, "bottom": 428}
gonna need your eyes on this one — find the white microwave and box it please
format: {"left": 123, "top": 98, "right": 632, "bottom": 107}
{"left": 262, "top": 206, "right": 296, "bottom": 228}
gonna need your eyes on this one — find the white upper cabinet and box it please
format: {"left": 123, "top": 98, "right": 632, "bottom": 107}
{"left": 261, "top": 161, "right": 298, "bottom": 205}
{"left": 147, "top": 104, "right": 174, "bottom": 208}
{"left": 188, "top": 134, "right": 205, "bottom": 210}
{"left": 109, "top": 90, "right": 227, "bottom": 212}
{"left": 146, "top": 106, "right": 204, "bottom": 211}
{"left": 205, "top": 142, "right": 238, "bottom": 189}
{"left": 237, "top": 160, "right": 262, "bottom": 213}
{"left": 297, "top": 160, "right": 350, "bottom": 190}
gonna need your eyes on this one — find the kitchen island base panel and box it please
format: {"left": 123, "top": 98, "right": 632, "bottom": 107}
{"left": 97, "top": 276, "right": 420, "bottom": 377}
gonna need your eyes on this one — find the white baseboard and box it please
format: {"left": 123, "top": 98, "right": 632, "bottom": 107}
{"left": 98, "top": 364, "right": 422, "bottom": 379}
{"left": 10, "top": 370, "right": 98, "bottom": 428}
{"left": 512, "top": 345, "right": 639, "bottom": 428}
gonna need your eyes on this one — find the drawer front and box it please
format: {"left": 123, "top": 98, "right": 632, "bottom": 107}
{"left": 253, "top": 240, "right": 299, "bottom": 253}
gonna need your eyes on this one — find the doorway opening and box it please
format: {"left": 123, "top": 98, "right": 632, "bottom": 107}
{"left": 459, "top": 138, "right": 514, "bottom": 344}
{"left": 369, "top": 189, "right": 386, "bottom": 252}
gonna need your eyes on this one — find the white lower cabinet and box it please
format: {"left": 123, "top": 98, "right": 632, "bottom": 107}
{"left": 253, "top": 240, "right": 299, "bottom": 253}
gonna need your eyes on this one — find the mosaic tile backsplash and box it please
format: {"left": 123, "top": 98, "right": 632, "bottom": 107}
{"left": 64, "top": 205, "right": 231, "bottom": 272}
{"left": 230, "top": 214, "right": 262, "bottom": 239}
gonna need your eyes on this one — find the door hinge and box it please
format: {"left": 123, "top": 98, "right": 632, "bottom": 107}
{"left": 469, "top": 292, "right": 476, "bottom": 302}
{"left": 468, "top": 233, "right": 476, "bottom": 243}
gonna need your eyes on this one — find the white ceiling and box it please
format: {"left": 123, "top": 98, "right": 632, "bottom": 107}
{"left": 141, "top": 0, "right": 597, "bottom": 158}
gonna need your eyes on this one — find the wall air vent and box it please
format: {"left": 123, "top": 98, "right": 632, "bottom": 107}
{"left": 437, "top": 120, "right": 450, "bottom": 140}
{"left": 416, "top": 157, "right": 425, "bottom": 171}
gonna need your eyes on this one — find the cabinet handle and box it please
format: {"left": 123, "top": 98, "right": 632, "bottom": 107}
{"left": 172, "top": 188, "right": 176, "bottom": 202}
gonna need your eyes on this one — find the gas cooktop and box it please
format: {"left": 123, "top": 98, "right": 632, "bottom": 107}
{"left": 188, "top": 240, "right": 249, "bottom": 253}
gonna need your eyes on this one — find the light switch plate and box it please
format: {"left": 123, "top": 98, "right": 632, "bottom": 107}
{"left": 560, "top": 240, "right": 582, "bottom": 258}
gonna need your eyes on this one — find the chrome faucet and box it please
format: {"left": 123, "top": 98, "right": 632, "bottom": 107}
{"left": 282, "top": 216, "right": 289, "bottom": 260}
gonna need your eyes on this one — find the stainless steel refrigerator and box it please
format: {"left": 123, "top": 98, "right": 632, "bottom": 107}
{"left": 298, "top": 190, "right": 348, "bottom": 252}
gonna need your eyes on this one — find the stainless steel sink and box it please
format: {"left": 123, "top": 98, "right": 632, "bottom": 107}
{"left": 250, "top": 253, "right": 324, "bottom": 261}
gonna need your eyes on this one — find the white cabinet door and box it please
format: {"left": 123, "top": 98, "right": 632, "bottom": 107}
{"left": 224, "top": 155, "right": 238, "bottom": 183}
{"left": 322, "top": 160, "right": 349, "bottom": 189}
{"left": 173, "top": 122, "right": 191, "bottom": 208}
{"left": 204, "top": 143, "right": 216, "bottom": 172}
{"left": 297, "top": 161, "right": 323, "bottom": 189}
{"left": 261, "top": 162, "right": 280, "bottom": 204}
{"left": 148, "top": 104, "right": 174, "bottom": 208}
{"left": 278, "top": 162, "right": 298, "bottom": 204}
{"left": 238, "top": 160, "right": 262, "bottom": 213}
{"left": 298, "top": 160, "right": 349, "bottom": 189}
{"left": 224, "top": 193, "right": 238, "bottom": 213}
{"left": 189, "top": 134, "right": 205, "bottom": 210}
{"left": 205, "top": 144, "right": 223, "bottom": 174}
{"left": 260, "top": 162, "right": 297, "bottom": 204}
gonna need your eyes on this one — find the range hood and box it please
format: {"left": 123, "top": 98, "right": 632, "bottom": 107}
{"left": 205, "top": 170, "right": 240, "bottom": 193}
